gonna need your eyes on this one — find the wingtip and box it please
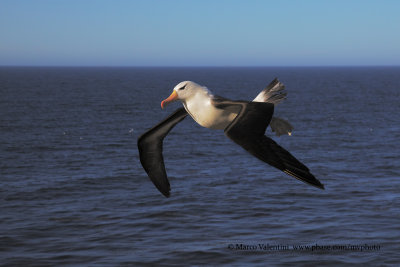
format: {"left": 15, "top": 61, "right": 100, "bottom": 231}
{"left": 304, "top": 181, "right": 325, "bottom": 190}
{"left": 311, "top": 180, "right": 325, "bottom": 190}
{"left": 308, "top": 180, "right": 325, "bottom": 190}
{"left": 158, "top": 186, "right": 171, "bottom": 197}
{"left": 283, "top": 170, "right": 325, "bottom": 191}
{"left": 305, "top": 181, "right": 325, "bottom": 190}
{"left": 313, "top": 179, "right": 325, "bottom": 190}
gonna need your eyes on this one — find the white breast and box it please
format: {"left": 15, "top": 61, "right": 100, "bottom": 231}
{"left": 183, "top": 92, "right": 238, "bottom": 130}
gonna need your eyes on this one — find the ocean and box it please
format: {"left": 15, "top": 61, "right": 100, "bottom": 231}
{"left": 1, "top": 67, "right": 399, "bottom": 266}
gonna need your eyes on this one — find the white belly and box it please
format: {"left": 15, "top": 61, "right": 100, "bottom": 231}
{"left": 183, "top": 98, "right": 239, "bottom": 130}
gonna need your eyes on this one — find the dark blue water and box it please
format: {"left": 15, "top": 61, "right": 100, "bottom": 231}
{"left": 1, "top": 67, "right": 399, "bottom": 266}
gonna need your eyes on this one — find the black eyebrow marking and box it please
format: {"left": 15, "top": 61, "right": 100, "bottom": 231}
{"left": 178, "top": 84, "right": 186, "bottom": 90}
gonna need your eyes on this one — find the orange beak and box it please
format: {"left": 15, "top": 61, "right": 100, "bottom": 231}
{"left": 161, "top": 90, "right": 178, "bottom": 109}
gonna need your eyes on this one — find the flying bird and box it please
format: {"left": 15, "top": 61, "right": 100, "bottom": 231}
{"left": 138, "top": 79, "right": 324, "bottom": 197}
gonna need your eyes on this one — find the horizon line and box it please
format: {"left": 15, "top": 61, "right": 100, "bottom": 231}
{"left": 1, "top": 64, "right": 399, "bottom": 68}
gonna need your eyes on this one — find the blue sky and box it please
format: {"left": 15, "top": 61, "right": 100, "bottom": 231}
{"left": 0, "top": 0, "right": 399, "bottom": 66}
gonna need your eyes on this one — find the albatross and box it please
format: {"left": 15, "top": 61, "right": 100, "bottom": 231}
{"left": 138, "top": 79, "right": 324, "bottom": 197}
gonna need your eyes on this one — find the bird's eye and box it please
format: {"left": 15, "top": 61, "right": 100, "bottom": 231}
{"left": 178, "top": 85, "right": 186, "bottom": 90}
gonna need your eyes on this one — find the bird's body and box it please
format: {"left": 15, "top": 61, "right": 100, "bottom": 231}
{"left": 139, "top": 78, "right": 324, "bottom": 197}
{"left": 171, "top": 80, "right": 288, "bottom": 131}
{"left": 184, "top": 98, "right": 238, "bottom": 129}
{"left": 177, "top": 81, "right": 239, "bottom": 129}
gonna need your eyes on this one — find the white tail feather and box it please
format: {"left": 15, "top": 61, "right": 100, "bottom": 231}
{"left": 253, "top": 78, "right": 287, "bottom": 104}
{"left": 253, "top": 78, "right": 293, "bottom": 136}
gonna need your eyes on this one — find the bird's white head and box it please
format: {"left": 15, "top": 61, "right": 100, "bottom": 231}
{"left": 161, "top": 81, "right": 209, "bottom": 109}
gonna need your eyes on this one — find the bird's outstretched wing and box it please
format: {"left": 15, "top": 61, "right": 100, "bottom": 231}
{"left": 137, "top": 108, "right": 188, "bottom": 197}
{"left": 214, "top": 100, "right": 324, "bottom": 189}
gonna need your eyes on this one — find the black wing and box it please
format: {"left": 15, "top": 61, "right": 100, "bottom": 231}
{"left": 214, "top": 100, "right": 324, "bottom": 189}
{"left": 137, "top": 108, "right": 188, "bottom": 197}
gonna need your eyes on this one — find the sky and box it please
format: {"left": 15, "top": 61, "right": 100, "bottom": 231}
{"left": 0, "top": 0, "right": 399, "bottom": 66}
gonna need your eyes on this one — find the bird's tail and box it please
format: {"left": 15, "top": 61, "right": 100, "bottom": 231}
{"left": 253, "top": 78, "right": 287, "bottom": 104}
{"left": 253, "top": 78, "right": 293, "bottom": 136}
